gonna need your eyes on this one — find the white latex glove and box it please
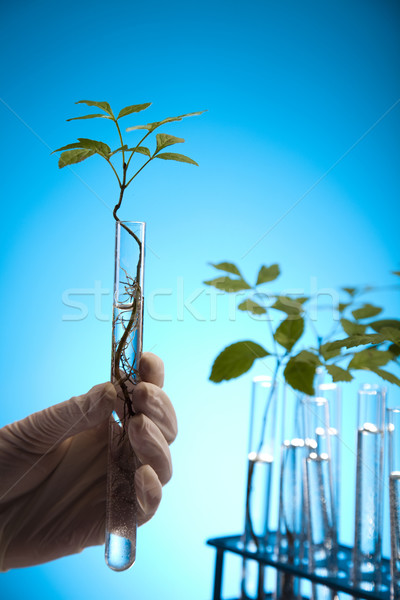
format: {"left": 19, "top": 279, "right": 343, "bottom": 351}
{"left": 0, "top": 352, "right": 177, "bottom": 571}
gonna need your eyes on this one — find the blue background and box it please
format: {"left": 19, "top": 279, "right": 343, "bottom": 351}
{"left": 0, "top": 0, "right": 399, "bottom": 598}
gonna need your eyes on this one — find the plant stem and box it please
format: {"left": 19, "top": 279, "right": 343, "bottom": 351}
{"left": 113, "top": 287, "right": 140, "bottom": 417}
{"left": 244, "top": 457, "right": 259, "bottom": 549}
{"left": 114, "top": 119, "right": 126, "bottom": 166}
{"left": 105, "top": 156, "right": 122, "bottom": 187}
{"left": 125, "top": 130, "right": 153, "bottom": 170}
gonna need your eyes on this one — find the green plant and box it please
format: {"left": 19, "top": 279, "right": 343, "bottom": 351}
{"left": 205, "top": 262, "right": 400, "bottom": 552}
{"left": 53, "top": 100, "right": 205, "bottom": 417}
{"left": 205, "top": 262, "right": 400, "bottom": 393}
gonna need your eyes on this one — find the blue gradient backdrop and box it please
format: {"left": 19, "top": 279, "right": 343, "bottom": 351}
{"left": 1, "top": 1, "right": 399, "bottom": 598}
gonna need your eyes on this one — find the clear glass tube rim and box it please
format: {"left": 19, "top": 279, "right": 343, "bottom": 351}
{"left": 119, "top": 220, "right": 146, "bottom": 225}
{"left": 252, "top": 374, "right": 272, "bottom": 383}
{"left": 318, "top": 382, "right": 338, "bottom": 391}
{"left": 387, "top": 407, "right": 400, "bottom": 416}
{"left": 252, "top": 374, "right": 275, "bottom": 389}
{"left": 115, "top": 220, "right": 146, "bottom": 238}
{"left": 302, "top": 395, "right": 329, "bottom": 407}
{"left": 357, "top": 385, "right": 385, "bottom": 429}
{"left": 359, "top": 382, "right": 382, "bottom": 391}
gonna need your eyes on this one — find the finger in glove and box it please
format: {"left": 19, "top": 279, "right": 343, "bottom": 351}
{"left": 132, "top": 382, "right": 177, "bottom": 444}
{"left": 139, "top": 352, "right": 164, "bottom": 388}
{"left": 135, "top": 464, "right": 162, "bottom": 526}
{"left": 128, "top": 414, "right": 172, "bottom": 485}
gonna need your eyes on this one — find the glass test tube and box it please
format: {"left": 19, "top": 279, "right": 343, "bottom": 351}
{"left": 275, "top": 388, "right": 305, "bottom": 600}
{"left": 105, "top": 221, "right": 145, "bottom": 571}
{"left": 241, "top": 375, "right": 279, "bottom": 600}
{"left": 317, "top": 383, "right": 342, "bottom": 544}
{"left": 352, "top": 384, "right": 385, "bottom": 590}
{"left": 303, "top": 396, "right": 337, "bottom": 600}
{"left": 387, "top": 407, "right": 400, "bottom": 600}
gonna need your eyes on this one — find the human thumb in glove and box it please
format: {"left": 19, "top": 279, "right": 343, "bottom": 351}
{"left": 0, "top": 352, "right": 177, "bottom": 570}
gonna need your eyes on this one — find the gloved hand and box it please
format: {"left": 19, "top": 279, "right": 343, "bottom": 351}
{"left": 0, "top": 352, "right": 177, "bottom": 571}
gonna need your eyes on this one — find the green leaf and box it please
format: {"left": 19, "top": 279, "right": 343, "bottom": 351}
{"left": 155, "top": 152, "right": 198, "bottom": 165}
{"left": 343, "top": 287, "right": 357, "bottom": 296}
{"left": 256, "top": 264, "right": 280, "bottom": 285}
{"left": 338, "top": 302, "right": 351, "bottom": 313}
{"left": 319, "top": 342, "right": 342, "bottom": 361}
{"left": 341, "top": 318, "right": 367, "bottom": 336}
{"left": 117, "top": 103, "right": 152, "bottom": 119}
{"left": 284, "top": 351, "right": 320, "bottom": 396}
{"left": 389, "top": 344, "right": 400, "bottom": 357}
{"left": 393, "top": 271, "right": 400, "bottom": 277}
{"left": 271, "top": 296, "right": 305, "bottom": 316}
{"left": 66, "top": 113, "right": 112, "bottom": 122}
{"left": 325, "top": 364, "right": 353, "bottom": 382}
{"left": 109, "top": 145, "right": 128, "bottom": 157}
{"left": 155, "top": 133, "right": 184, "bottom": 153}
{"left": 274, "top": 317, "right": 304, "bottom": 351}
{"left": 204, "top": 276, "right": 251, "bottom": 292}
{"left": 370, "top": 319, "right": 400, "bottom": 334}
{"left": 77, "top": 138, "right": 111, "bottom": 158}
{"left": 327, "top": 333, "right": 386, "bottom": 351}
{"left": 126, "top": 124, "right": 152, "bottom": 131}
{"left": 51, "top": 142, "right": 83, "bottom": 154}
{"left": 348, "top": 348, "right": 394, "bottom": 370}
{"left": 210, "top": 341, "right": 269, "bottom": 383}
{"left": 380, "top": 327, "right": 400, "bottom": 345}
{"left": 210, "top": 262, "right": 242, "bottom": 276}
{"left": 366, "top": 368, "right": 400, "bottom": 387}
{"left": 238, "top": 299, "right": 267, "bottom": 315}
{"left": 126, "top": 124, "right": 154, "bottom": 132}
{"left": 126, "top": 110, "right": 206, "bottom": 133}
{"left": 352, "top": 303, "right": 383, "bottom": 320}
{"left": 128, "top": 146, "right": 151, "bottom": 157}
{"left": 58, "top": 148, "right": 96, "bottom": 168}
{"left": 75, "top": 100, "right": 114, "bottom": 117}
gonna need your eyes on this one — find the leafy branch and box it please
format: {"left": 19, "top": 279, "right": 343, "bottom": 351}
{"left": 204, "top": 262, "right": 400, "bottom": 395}
{"left": 53, "top": 99, "right": 205, "bottom": 420}
{"left": 52, "top": 100, "right": 205, "bottom": 211}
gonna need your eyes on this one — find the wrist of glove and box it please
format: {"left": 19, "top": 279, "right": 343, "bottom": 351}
{"left": 0, "top": 352, "right": 177, "bottom": 570}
